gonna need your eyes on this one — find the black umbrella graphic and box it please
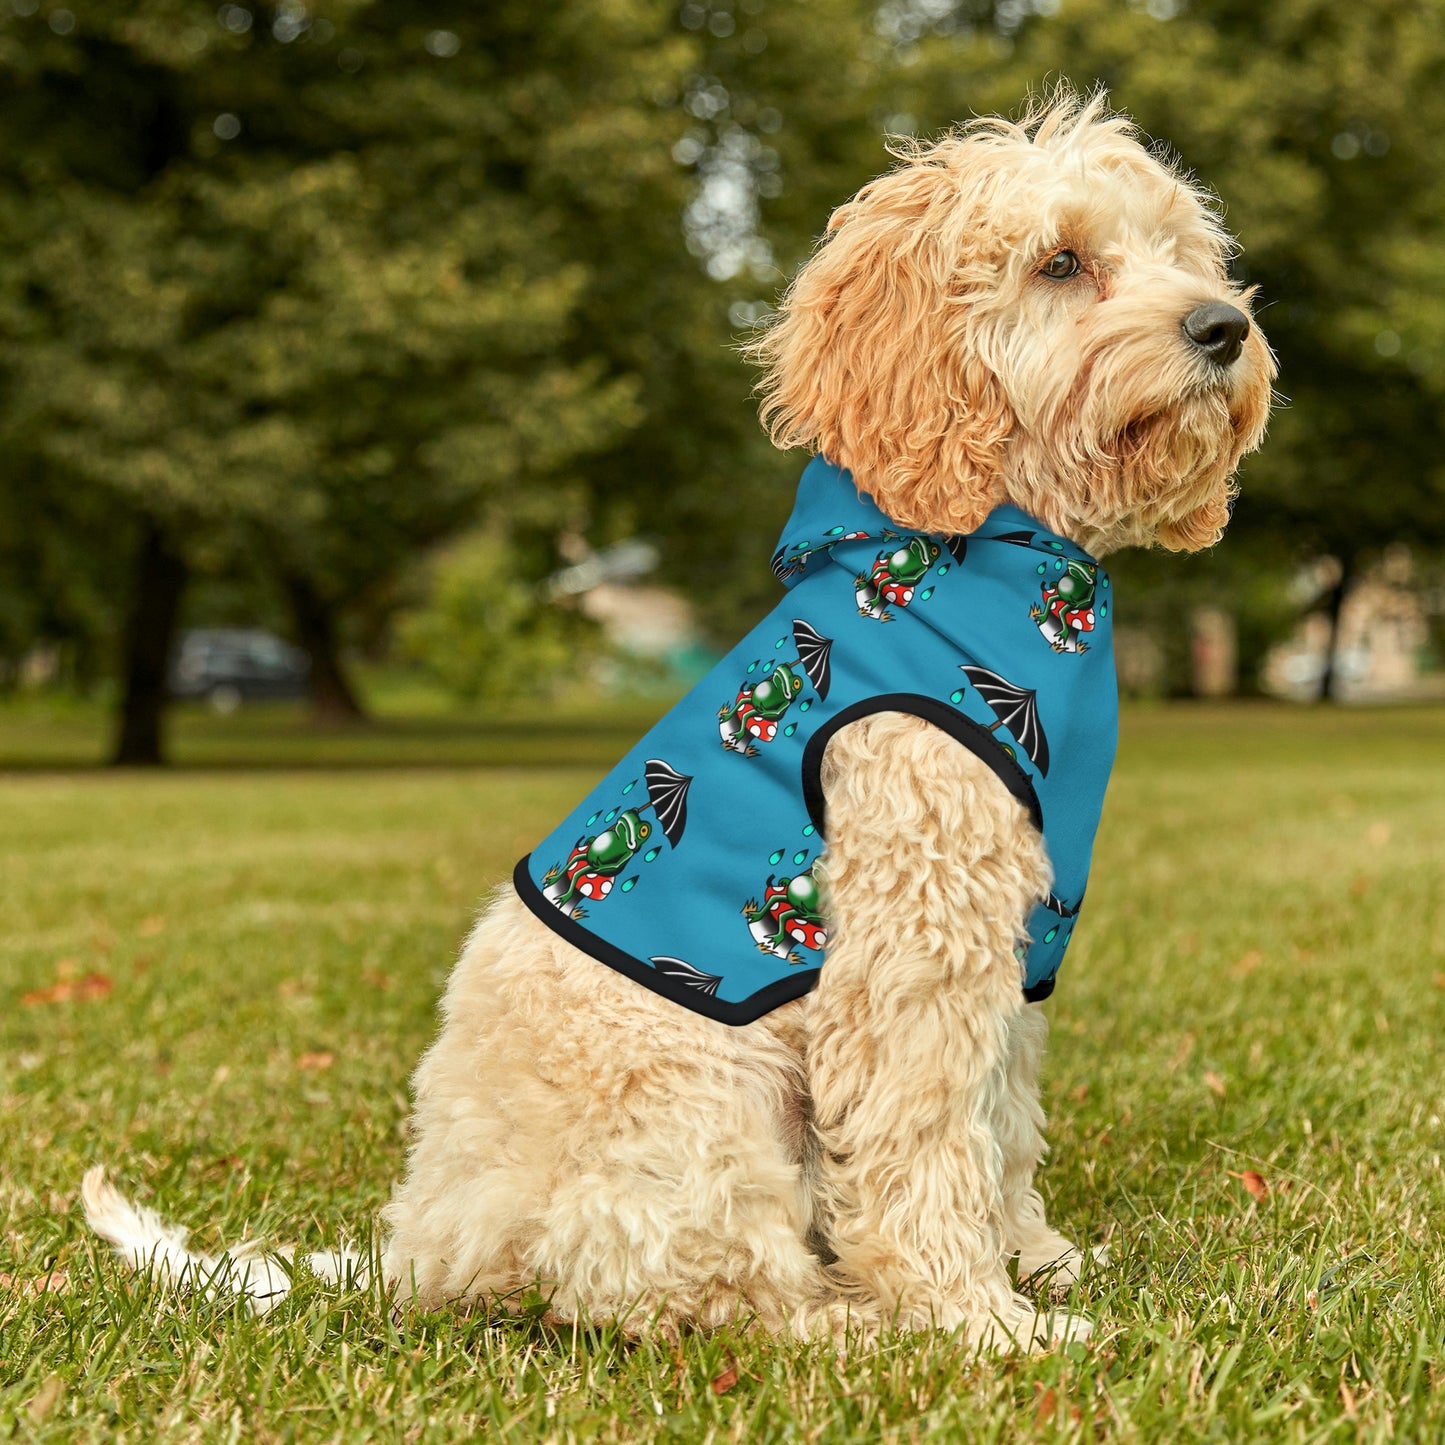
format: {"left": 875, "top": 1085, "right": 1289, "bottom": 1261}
{"left": 959, "top": 666, "right": 1050, "bottom": 777}
{"left": 790, "top": 619, "right": 833, "bottom": 701}
{"left": 644, "top": 758, "right": 693, "bottom": 846}
{"left": 650, "top": 956, "right": 723, "bottom": 996}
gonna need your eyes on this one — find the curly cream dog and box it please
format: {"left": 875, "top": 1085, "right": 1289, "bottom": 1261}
{"left": 86, "top": 91, "right": 1273, "bottom": 1350}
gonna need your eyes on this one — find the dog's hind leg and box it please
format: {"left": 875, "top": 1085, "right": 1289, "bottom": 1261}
{"left": 383, "top": 894, "right": 832, "bottom": 1338}
{"left": 803, "top": 713, "right": 1091, "bottom": 1350}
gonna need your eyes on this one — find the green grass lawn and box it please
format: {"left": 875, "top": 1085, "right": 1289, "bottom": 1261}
{"left": 2, "top": 702, "right": 1443, "bottom": 1442}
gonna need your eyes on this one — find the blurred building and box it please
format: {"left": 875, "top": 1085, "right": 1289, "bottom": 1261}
{"left": 1262, "top": 551, "right": 1437, "bottom": 701}
{"left": 547, "top": 540, "right": 715, "bottom": 688}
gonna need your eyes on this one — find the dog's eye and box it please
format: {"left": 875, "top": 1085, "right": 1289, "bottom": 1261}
{"left": 1041, "top": 250, "right": 1081, "bottom": 280}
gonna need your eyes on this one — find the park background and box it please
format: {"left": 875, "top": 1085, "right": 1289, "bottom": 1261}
{"left": 2, "top": 2, "right": 1444, "bottom": 1442}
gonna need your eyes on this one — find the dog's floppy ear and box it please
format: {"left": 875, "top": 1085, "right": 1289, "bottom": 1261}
{"left": 750, "top": 143, "right": 1012, "bottom": 535}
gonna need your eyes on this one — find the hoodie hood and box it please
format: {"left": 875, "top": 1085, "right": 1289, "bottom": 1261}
{"left": 771, "top": 455, "right": 1099, "bottom": 587}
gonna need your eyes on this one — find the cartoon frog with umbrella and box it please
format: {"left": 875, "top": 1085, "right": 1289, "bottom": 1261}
{"left": 1030, "top": 558, "right": 1098, "bottom": 653}
{"left": 718, "top": 619, "right": 833, "bottom": 757}
{"left": 854, "top": 535, "right": 941, "bottom": 621}
{"left": 743, "top": 861, "right": 827, "bottom": 964}
{"left": 542, "top": 759, "right": 692, "bottom": 918}
{"left": 854, "top": 534, "right": 968, "bottom": 621}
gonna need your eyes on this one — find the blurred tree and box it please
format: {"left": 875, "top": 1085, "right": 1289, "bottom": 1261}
{"left": 9, "top": 0, "right": 1443, "bottom": 740}
{"left": 396, "top": 527, "right": 594, "bottom": 705}
{"left": 572, "top": 0, "right": 888, "bottom": 638}
{"left": 0, "top": 0, "right": 689, "bottom": 758}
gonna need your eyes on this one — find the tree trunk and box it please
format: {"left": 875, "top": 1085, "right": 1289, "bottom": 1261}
{"left": 1317, "top": 554, "right": 1355, "bottom": 703}
{"left": 283, "top": 572, "right": 366, "bottom": 724}
{"left": 111, "top": 521, "right": 187, "bottom": 766}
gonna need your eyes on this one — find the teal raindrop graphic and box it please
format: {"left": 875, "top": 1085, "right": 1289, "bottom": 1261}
{"left": 586, "top": 812, "right": 600, "bottom": 827}
{"left": 799, "top": 699, "right": 811, "bottom": 712}
{"left": 802, "top": 824, "right": 816, "bottom": 837}
{"left": 937, "top": 564, "right": 949, "bottom": 576}
{"left": 621, "top": 781, "right": 635, "bottom": 795}
{"left": 919, "top": 587, "right": 934, "bottom": 601}
{"left": 643, "top": 847, "right": 661, "bottom": 863}
{"left": 1100, "top": 603, "right": 1109, "bottom": 618}
{"left": 827, "top": 526, "right": 844, "bottom": 536}
{"left": 769, "top": 849, "right": 785, "bottom": 866}
{"left": 1101, "top": 575, "right": 1110, "bottom": 589}
{"left": 1054, "top": 559, "right": 1065, "bottom": 571}
{"left": 1047, "top": 540, "right": 1064, "bottom": 551}
{"left": 793, "top": 850, "right": 809, "bottom": 866}
{"left": 747, "top": 660, "right": 758, "bottom": 674}
{"left": 775, "top": 636, "right": 787, "bottom": 649}
{"left": 604, "top": 808, "right": 618, "bottom": 823}
{"left": 1044, "top": 926, "right": 1059, "bottom": 943}
{"left": 620, "top": 878, "right": 637, "bottom": 893}
{"left": 950, "top": 689, "right": 964, "bottom": 704}
{"left": 1036, "top": 563, "right": 1046, "bottom": 575}
{"left": 783, "top": 723, "right": 797, "bottom": 736}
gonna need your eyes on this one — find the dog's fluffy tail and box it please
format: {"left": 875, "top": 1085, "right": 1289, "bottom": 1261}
{"left": 81, "top": 1165, "right": 368, "bottom": 1315}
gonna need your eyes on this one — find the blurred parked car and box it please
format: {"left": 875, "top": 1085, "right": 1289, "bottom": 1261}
{"left": 169, "top": 629, "right": 310, "bottom": 712}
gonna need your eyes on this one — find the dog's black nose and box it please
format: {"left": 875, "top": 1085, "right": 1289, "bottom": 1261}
{"left": 1182, "top": 302, "right": 1250, "bottom": 367}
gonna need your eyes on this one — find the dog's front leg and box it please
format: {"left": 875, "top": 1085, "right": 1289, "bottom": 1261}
{"left": 994, "top": 1006, "right": 1098, "bottom": 1290}
{"left": 804, "top": 713, "right": 1089, "bottom": 1349}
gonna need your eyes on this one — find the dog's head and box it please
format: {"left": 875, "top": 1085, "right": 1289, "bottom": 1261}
{"left": 751, "top": 90, "right": 1275, "bottom": 555}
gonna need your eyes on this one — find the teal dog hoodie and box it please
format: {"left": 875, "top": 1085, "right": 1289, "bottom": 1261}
{"left": 516, "top": 456, "right": 1119, "bottom": 1025}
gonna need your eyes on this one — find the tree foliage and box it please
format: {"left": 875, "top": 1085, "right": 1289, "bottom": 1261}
{"left": 0, "top": 1, "right": 701, "bottom": 750}
{"left": 3, "top": 0, "right": 1444, "bottom": 731}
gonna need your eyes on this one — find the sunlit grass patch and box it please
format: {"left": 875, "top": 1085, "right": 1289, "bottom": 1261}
{"left": 2, "top": 703, "right": 1443, "bottom": 1441}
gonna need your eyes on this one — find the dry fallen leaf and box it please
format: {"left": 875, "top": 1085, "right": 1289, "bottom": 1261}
{"left": 138, "top": 915, "right": 167, "bottom": 937}
{"left": 1168, "top": 1033, "right": 1196, "bottom": 1072}
{"left": 1433, "top": 973, "right": 1445, "bottom": 991}
{"left": 21, "top": 972, "right": 113, "bottom": 1007}
{"left": 1069, "top": 1083, "right": 1089, "bottom": 1103}
{"left": 27, "top": 1374, "right": 64, "bottom": 1423}
{"left": 1228, "top": 1169, "right": 1268, "bottom": 1201}
{"left": 0, "top": 1268, "right": 69, "bottom": 1299}
{"left": 296, "top": 1051, "right": 335, "bottom": 1072}
{"left": 710, "top": 1358, "right": 740, "bottom": 1396}
{"left": 361, "top": 968, "right": 394, "bottom": 992}
{"left": 1034, "top": 1386, "right": 1058, "bottom": 1425}
{"left": 1204, "top": 1071, "right": 1227, "bottom": 1098}
{"left": 1348, "top": 876, "right": 1372, "bottom": 899}
{"left": 1232, "top": 950, "right": 1263, "bottom": 977}
{"left": 1339, "top": 1380, "right": 1358, "bottom": 1419}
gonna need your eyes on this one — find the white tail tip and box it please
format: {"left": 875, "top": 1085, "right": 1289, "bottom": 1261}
{"left": 81, "top": 1166, "right": 369, "bottom": 1315}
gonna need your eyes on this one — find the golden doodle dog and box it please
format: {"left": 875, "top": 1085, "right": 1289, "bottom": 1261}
{"left": 85, "top": 90, "right": 1273, "bottom": 1350}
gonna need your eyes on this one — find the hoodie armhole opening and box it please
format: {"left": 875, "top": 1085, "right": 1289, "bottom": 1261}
{"left": 799, "top": 693, "right": 1044, "bottom": 837}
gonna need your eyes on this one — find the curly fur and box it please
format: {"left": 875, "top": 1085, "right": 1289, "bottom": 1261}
{"left": 749, "top": 91, "right": 1273, "bottom": 554}
{"left": 85, "top": 87, "right": 1273, "bottom": 1353}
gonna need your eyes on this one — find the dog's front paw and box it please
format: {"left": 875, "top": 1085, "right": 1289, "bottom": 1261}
{"left": 1018, "top": 1240, "right": 1109, "bottom": 1295}
{"left": 971, "top": 1297, "right": 1093, "bottom": 1354}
